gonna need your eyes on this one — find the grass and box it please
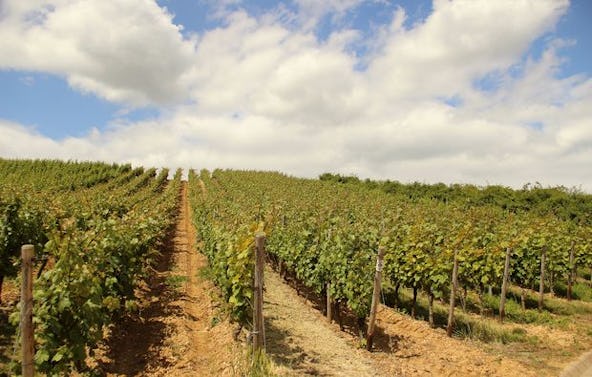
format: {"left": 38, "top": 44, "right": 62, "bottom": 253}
{"left": 453, "top": 317, "right": 536, "bottom": 345}
{"left": 251, "top": 350, "right": 276, "bottom": 377}
{"left": 386, "top": 287, "right": 536, "bottom": 344}
{"left": 383, "top": 279, "right": 592, "bottom": 346}
{"left": 476, "top": 286, "right": 592, "bottom": 326}
{"left": 165, "top": 273, "right": 187, "bottom": 290}
{"left": 236, "top": 348, "right": 276, "bottom": 377}
{"left": 197, "top": 264, "right": 216, "bottom": 281}
{"left": 572, "top": 281, "right": 592, "bottom": 302}
{"left": 480, "top": 293, "right": 561, "bottom": 326}
{"left": 385, "top": 283, "right": 592, "bottom": 377}
{"left": 552, "top": 280, "right": 592, "bottom": 302}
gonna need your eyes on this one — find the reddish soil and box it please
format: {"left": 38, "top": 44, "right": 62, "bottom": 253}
{"left": 264, "top": 265, "right": 538, "bottom": 377}
{"left": 4, "top": 182, "right": 591, "bottom": 377}
{"left": 264, "top": 268, "right": 382, "bottom": 376}
{"left": 369, "top": 306, "right": 537, "bottom": 377}
{"left": 92, "top": 183, "right": 240, "bottom": 376}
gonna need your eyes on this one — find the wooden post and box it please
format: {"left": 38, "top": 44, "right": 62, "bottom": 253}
{"left": 411, "top": 286, "right": 418, "bottom": 319}
{"left": 428, "top": 289, "right": 435, "bottom": 328}
{"left": 366, "top": 246, "right": 385, "bottom": 351}
{"left": 21, "top": 245, "right": 35, "bottom": 377}
{"left": 253, "top": 234, "right": 266, "bottom": 351}
{"left": 335, "top": 300, "right": 343, "bottom": 331}
{"left": 326, "top": 282, "right": 332, "bottom": 322}
{"left": 461, "top": 285, "right": 468, "bottom": 312}
{"left": 538, "top": 249, "right": 546, "bottom": 311}
{"left": 567, "top": 241, "right": 575, "bottom": 301}
{"left": 394, "top": 283, "right": 400, "bottom": 308}
{"left": 499, "top": 247, "right": 511, "bottom": 323}
{"left": 520, "top": 287, "right": 526, "bottom": 311}
{"left": 446, "top": 249, "right": 459, "bottom": 337}
{"left": 549, "top": 266, "right": 556, "bottom": 295}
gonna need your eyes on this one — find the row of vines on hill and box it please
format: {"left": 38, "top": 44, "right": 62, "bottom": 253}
{"left": 188, "top": 169, "right": 271, "bottom": 324}
{"left": 189, "top": 169, "right": 592, "bottom": 337}
{"left": 0, "top": 159, "right": 181, "bottom": 375}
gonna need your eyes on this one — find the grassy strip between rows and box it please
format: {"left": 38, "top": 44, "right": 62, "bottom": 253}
{"left": 391, "top": 283, "right": 592, "bottom": 345}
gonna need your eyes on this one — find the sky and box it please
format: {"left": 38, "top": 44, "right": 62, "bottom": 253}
{"left": 1, "top": 0, "right": 591, "bottom": 191}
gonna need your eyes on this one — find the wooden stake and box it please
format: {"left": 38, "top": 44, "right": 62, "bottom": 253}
{"left": 394, "top": 283, "right": 400, "bottom": 308}
{"left": 461, "top": 285, "right": 468, "bottom": 312}
{"left": 411, "top": 286, "right": 418, "bottom": 319}
{"left": 366, "top": 246, "right": 385, "bottom": 351}
{"left": 335, "top": 300, "right": 343, "bottom": 331}
{"left": 538, "top": 249, "right": 546, "bottom": 311}
{"left": 428, "top": 289, "right": 435, "bottom": 328}
{"left": 446, "top": 249, "right": 459, "bottom": 337}
{"left": 253, "top": 234, "right": 266, "bottom": 351}
{"left": 326, "top": 282, "right": 332, "bottom": 322}
{"left": 567, "top": 241, "right": 575, "bottom": 301}
{"left": 21, "top": 245, "right": 35, "bottom": 377}
{"left": 549, "top": 269, "right": 555, "bottom": 295}
{"left": 499, "top": 247, "right": 511, "bottom": 323}
{"left": 478, "top": 284, "right": 485, "bottom": 316}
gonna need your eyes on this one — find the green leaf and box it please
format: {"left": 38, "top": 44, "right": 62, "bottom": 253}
{"left": 35, "top": 349, "right": 50, "bottom": 364}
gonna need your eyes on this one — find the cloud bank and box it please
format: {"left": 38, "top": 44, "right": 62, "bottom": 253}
{"left": 1, "top": 0, "right": 591, "bottom": 191}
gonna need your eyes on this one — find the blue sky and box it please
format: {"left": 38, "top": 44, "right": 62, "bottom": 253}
{"left": 1, "top": 0, "right": 435, "bottom": 139}
{"left": 1, "top": 0, "right": 591, "bottom": 190}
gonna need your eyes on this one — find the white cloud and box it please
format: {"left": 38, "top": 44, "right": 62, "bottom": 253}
{"left": 367, "top": 0, "right": 569, "bottom": 100}
{"left": 0, "top": 0, "right": 196, "bottom": 106}
{"left": 1, "top": 0, "right": 592, "bottom": 191}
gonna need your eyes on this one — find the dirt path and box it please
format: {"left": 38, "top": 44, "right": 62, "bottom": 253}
{"left": 369, "top": 306, "right": 538, "bottom": 377}
{"left": 95, "top": 182, "right": 240, "bottom": 376}
{"left": 87, "top": 181, "right": 558, "bottom": 377}
{"left": 265, "top": 266, "right": 542, "bottom": 377}
{"left": 560, "top": 351, "right": 592, "bottom": 377}
{"left": 264, "top": 268, "right": 383, "bottom": 376}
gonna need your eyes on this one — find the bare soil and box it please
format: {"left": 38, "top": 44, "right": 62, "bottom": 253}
{"left": 560, "top": 351, "right": 592, "bottom": 377}
{"left": 265, "top": 266, "right": 542, "bottom": 377}
{"left": 93, "top": 182, "right": 240, "bottom": 376}
{"left": 4, "top": 182, "right": 591, "bottom": 377}
{"left": 369, "top": 306, "right": 537, "bottom": 377}
{"left": 264, "top": 268, "right": 382, "bottom": 376}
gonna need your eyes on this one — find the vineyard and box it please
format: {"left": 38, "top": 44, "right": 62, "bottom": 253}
{"left": 1, "top": 159, "right": 592, "bottom": 376}
{"left": 188, "top": 168, "right": 592, "bottom": 374}
{"left": 191, "top": 169, "right": 592, "bottom": 320}
{"left": 0, "top": 159, "right": 181, "bottom": 375}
